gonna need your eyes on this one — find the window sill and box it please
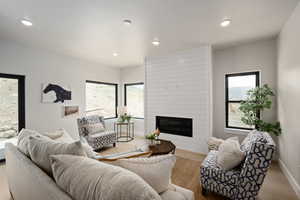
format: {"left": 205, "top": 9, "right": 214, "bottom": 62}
{"left": 224, "top": 128, "right": 251, "bottom": 135}
{"left": 104, "top": 117, "right": 118, "bottom": 120}
{"left": 132, "top": 117, "right": 144, "bottom": 120}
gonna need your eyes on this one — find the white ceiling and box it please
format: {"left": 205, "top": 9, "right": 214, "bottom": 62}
{"left": 0, "top": 0, "right": 298, "bottom": 68}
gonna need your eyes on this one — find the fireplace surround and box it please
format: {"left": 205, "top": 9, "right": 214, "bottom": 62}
{"left": 156, "top": 116, "right": 193, "bottom": 137}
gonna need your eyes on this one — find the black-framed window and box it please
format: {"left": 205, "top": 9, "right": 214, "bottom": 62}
{"left": 85, "top": 80, "right": 118, "bottom": 119}
{"left": 225, "top": 71, "right": 260, "bottom": 130}
{"left": 0, "top": 73, "right": 25, "bottom": 135}
{"left": 124, "top": 82, "right": 144, "bottom": 119}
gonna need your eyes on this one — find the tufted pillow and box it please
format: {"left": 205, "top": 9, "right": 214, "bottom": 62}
{"left": 111, "top": 154, "right": 176, "bottom": 194}
{"left": 50, "top": 155, "right": 162, "bottom": 200}
{"left": 27, "top": 136, "right": 87, "bottom": 176}
{"left": 217, "top": 138, "right": 245, "bottom": 170}
{"left": 240, "top": 130, "right": 268, "bottom": 153}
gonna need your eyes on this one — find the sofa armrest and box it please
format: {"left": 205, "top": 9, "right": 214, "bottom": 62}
{"left": 160, "top": 184, "right": 194, "bottom": 200}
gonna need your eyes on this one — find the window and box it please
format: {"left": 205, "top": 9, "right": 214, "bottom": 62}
{"left": 225, "top": 71, "right": 260, "bottom": 130}
{"left": 124, "top": 83, "right": 144, "bottom": 119}
{"left": 86, "top": 81, "right": 118, "bottom": 119}
{"left": 0, "top": 73, "right": 25, "bottom": 137}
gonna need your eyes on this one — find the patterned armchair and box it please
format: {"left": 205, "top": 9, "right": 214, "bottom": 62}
{"left": 77, "top": 115, "right": 117, "bottom": 150}
{"left": 200, "top": 131, "right": 276, "bottom": 200}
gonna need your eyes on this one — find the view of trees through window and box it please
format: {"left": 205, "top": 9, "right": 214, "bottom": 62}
{"left": 0, "top": 74, "right": 25, "bottom": 139}
{"left": 86, "top": 81, "right": 117, "bottom": 119}
{"left": 226, "top": 72, "right": 259, "bottom": 129}
{"left": 0, "top": 78, "right": 18, "bottom": 138}
{"left": 125, "top": 83, "right": 144, "bottom": 118}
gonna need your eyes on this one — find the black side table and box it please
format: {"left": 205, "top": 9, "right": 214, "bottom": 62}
{"left": 114, "top": 122, "right": 134, "bottom": 142}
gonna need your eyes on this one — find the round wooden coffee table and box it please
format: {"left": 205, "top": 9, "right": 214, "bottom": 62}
{"left": 149, "top": 139, "right": 176, "bottom": 156}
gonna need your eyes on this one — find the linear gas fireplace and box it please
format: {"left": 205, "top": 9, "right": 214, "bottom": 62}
{"left": 156, "top": 116, "right": 193, "bottom": 137}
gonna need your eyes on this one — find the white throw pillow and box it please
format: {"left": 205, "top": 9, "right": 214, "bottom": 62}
{"left": 50, "top": 155, "right": 162, "bottom": 200}
{"left": 17, "top": 128, "right": 96, "bottom": 159}
{"left": 17, "top": 128, "right": 47, "bottom": 156}
{"left": 217, "top": 138, "right": 245, "bottom": 170}
{"left": 43, "top": 128, "right": 65, "bottom": 139}
{"left": 51, "top": 129, "right": 96, "bottom": 158}
{"left": 207, "top": 137, "right": 224, "bottom": 150}
{"left": 112, "top": 154, "right": 176, "bottom": 194}
{"left": 27, "top": 136, "right": 87, "bottom": 176}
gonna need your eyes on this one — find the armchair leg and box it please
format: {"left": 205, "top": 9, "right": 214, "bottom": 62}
{"left": 201, "top": 186, "right": 208, "bottom": 196}
{"left": 113, "top": 143, "right": 116, "bottom": 147}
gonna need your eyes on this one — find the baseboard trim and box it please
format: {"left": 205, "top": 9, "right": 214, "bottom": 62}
{"left": 278, "top": 159, "right": 300, "bottom": 199}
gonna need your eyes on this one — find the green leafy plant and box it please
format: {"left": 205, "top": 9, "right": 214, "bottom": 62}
{"left": 119, "top": 113, "right": 132, "bottom": 123}
{"left": 239, "top": 84, "right": 281, "bottom": 136}
{"left": 145, "top": 133, "right": 156, "bottom": 140}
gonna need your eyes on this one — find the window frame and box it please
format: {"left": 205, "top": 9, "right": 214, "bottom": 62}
{"left": 225, "top": 71, "right": 260, "bottom": 130}
{"left": 124, "top": 82, "right": 144, "bottom": 119}
{"left": 0, "top": 73, "right": 25, "bottom": 132}
{"left": 85, "top": 80, "right": 118, "bottom": 119}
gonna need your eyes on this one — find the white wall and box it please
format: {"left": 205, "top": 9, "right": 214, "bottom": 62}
{"left": 0, "top": 39, "right": 121, "bottom": 139}
{"left": 277, "top": 2, "right": 300, "bottom": 196}
{"left": 120, "top": 66, "right": 145, "bottom": 136}
{"left": 145, "top": 47, "right": 212, "bottom": 154}
{"left": 213, "top": 38, "right": 278, "bottom": 141}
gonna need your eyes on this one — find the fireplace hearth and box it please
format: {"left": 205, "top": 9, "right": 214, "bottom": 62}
{"left": 156, "top": 116, "right": 193, "bottom": 137}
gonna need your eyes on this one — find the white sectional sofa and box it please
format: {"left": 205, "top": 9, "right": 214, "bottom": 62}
{"left": 5, "top": 130, "right": 194, "bottom": 200}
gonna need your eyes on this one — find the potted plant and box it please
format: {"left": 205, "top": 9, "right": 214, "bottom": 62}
{"left": 118, "top": 113, "right": 132, "bottom": 123}
{"left": 239, "top": 84, "right": 281, "bottom": 136}
{"left": 145, "top": 133, "right": 156, "bottom": 145}
{"left": 145, "top": 129, "right": 161, "bottom": 145}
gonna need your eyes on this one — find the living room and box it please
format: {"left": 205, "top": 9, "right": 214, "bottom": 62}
{"left": 0, "top": 1, "right": 300, "bottom": 200}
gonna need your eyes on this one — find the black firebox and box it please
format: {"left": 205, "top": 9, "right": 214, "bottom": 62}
{"left": 156, "top": 116, "right": 193, "bottom": 137}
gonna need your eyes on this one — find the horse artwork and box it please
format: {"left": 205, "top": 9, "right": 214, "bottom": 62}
{"left": 42, "top": 83, "right": 72, "bottom": 103}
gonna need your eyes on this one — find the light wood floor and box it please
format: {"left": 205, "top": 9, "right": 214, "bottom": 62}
{"left": 0, "top": 138, "right": 299, "bottom": 200}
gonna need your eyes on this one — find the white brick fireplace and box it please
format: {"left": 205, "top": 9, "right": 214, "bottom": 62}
{"left": 145, "top": 46, "right": 212, "bottom": 154}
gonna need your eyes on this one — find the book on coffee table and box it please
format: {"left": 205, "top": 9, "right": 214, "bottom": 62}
{"left": 96, "top": 146, "right": 151, "bottom": 161}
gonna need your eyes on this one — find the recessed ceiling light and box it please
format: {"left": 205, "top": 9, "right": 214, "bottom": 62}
{"left": 152, "top": 38, "right": 160, "bottom": 46}
{"left": 123, "top": 19, "right": 132, "bottom": 25}
{"left": 113, "top": 53, "right": 118, "bottom": 57}
{"left": 220, "top": 19, "right": 231, "bottom": 27}
{"left": 21, "top": 19, "right": 33, "bottom": 26}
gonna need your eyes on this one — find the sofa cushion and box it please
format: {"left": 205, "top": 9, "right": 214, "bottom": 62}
{"left": 50, "top": 155, "right": 162, "bottom": 200}
{"left": 52, "top": 129, "right": 96, "bottom": 158}
{"left": 43, "top": 129, "right": 65, "bottom": 139}
{"left": 27, "top": 136, "right": 87, "bottom": 176}
{"left": 217, "top": 138, "right": 245, "bottom": 170}
{"left": 113, "top": 154, "right": 176, "bottom": 194}
{"left": 17, "top": 129, "right": 47, "bottom": 156}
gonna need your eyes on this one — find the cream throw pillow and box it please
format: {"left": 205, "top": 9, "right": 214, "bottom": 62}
{"left": 112, "top": 154, "right": 176, "bottom": 194}
{"left": 52, "top": 129, "right": 96, "bottom": 158}
{"left": 217, "top": 138, "right": 245, "bottom": 170}
{"left": 17, "top": 128, "right": 47, "bottom": 156}
{"left": 43, "top": 128, "right": 65, "bottom": 139}
{"left": 27, "top": 136, "right": 87, "bottom": 176}
{"left": 50, "top": 155, "right": 162, "bottom": 200}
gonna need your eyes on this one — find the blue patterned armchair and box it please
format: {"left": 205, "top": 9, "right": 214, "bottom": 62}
{"left": 200, "top": 131, "right": 276, "bottom": 200}
{"left": 77, "top": 115, "right": 117, "bottom": 150}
